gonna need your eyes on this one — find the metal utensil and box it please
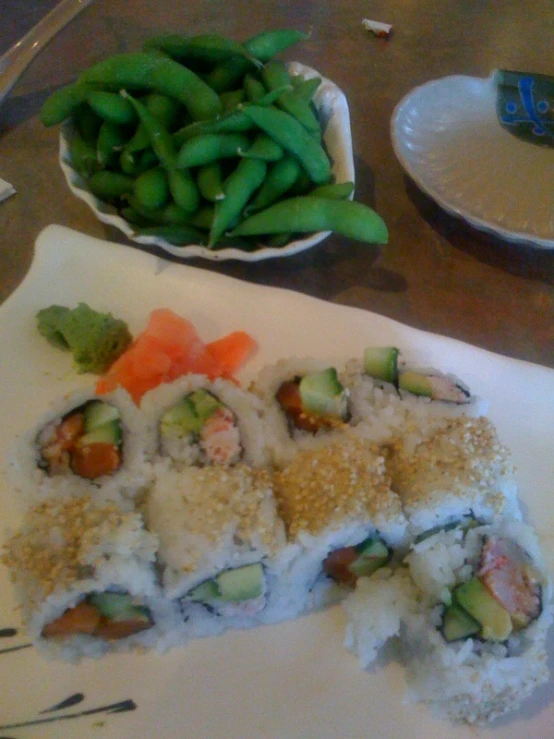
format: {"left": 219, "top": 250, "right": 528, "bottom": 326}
{"left": 0, "top": 0, "right": 93, "bottom": 109}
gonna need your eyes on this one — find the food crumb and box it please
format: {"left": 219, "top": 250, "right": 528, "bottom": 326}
{"left": 362, "top": 19, "right": 393, "bottom": 38}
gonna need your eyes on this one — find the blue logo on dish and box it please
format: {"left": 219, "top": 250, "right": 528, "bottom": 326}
{"left": 500, "top": 75, "right": 554, "bottom": 140}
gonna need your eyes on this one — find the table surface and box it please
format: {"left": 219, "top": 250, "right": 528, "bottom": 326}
{"left": 1, "top": 0, "right": 553, "bottom": 369}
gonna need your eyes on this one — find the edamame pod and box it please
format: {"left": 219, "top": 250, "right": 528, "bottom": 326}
{"left": 261, "top": 62, "right": 320, "bottom": 135}
{"left": 241, "top": 105, "right": 331, "bottom": 184}
{"left": 239, "top": 133, "right": 284, "bottom": 161}
{"left": 40, "top": 82, "right": 94, "bottom": 126}
{"left": 173, "top": 111, "right": 254, "bottom": 147}
{"left": 168, "top": 168, "right": 200, "bottom": 213}
{"left": 290, "top": 75, "right": 322, "bottom": 103}
{"left": 220, "top": 88, "right": 246, "bottom": 113}
{"left": 97, "top": 121, "right": 128, "bottom": 168}
{"left": 134, "top": 167, "right": 170, "bottom": 210}
{"left": 309, "top": 181, "right": 355, "bottom": 199}
{"left": 209, "top": 158, "right": 267, "bottom": 246}
{"left": 87, "top": 91, "right": 137, "bottom": 125}
{"left": 176, "top": 133, "right": 251, "bottom": 168}
{"left": 88, "top": 170, "right": 135, "bottom": 201}
{"left": 245, "top": 155, "right": 301, "bottom": 214}
{"left": 144, "top": 33, "right": 260, "bottom": 67}
{"left": 122, "top": 92, "right": 177, "bottom": 169}
{"left": 126, "top": 196, "right": 192, "bottom": 225}
{"left": 74, "top": 104, "right": 102, "bottom": 146}
{"left": 68, "top": 132, "right": 100, "bottom": 178}
{"left": 79, "top": 53, "right": 222, "bottom": 121}
{"left": 230, "top": 196, "right": 389, "bottom": 244}
{"left": 197, "top": 162, "right": 225, "bottom": 201}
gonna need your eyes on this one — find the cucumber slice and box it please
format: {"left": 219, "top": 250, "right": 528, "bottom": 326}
{"left": 363, "top": 347, "right": 399, "bottom": 384}
{"left": 348, "top": 537, "right": 391, "bottom": 577}
{"left": 76, "top": 420, "right": 121, "bottom": 447}
{"left": 88, "top": 592, "right": 152, "bottom": 624}
{"left": 187, "top": 579, "right": 220, "bottom": 602}
{"left": 190, "top": 389, "right": 222, "bottom": 423}
{"left": 83, "top": 401, "right": 121, "bottom": 431}
{"left": 299, "top": 368, "right": 349, "bottom": 419}
{"left": 441, "top": 602, "right": 481, "bottom": 642}
{"left": 160, "top": 390, "right": 223, "bottom": 436}
{"left": 454, "top": 578, "right": 513, "bottom": 641}
{"left": 398, "top": 371, "right": 433, "bottom": 398}
{"left": 216, "top": 563, "right": 264, "bottom": 602}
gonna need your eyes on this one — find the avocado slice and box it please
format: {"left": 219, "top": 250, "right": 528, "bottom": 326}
{"left": 348, "top": 536, "right": 391, "bottom": 578}
{"left": 88, "top": 592, "right": 152, "bottom": 625}
{"left": 441, "top": 602, "right": 481, "bottom": 642}
{"left": 298, "top": 368, "right": 349, "bottom": 419}
{"left": 363, "top": 347, "right": 400, "bottom": 384}
{"left": 83, "top": 401, "right": 121, "bottom": 431}
{"left": 398, "top": 371, "right": 434, "bottom": 398}
{"left": 454, "top": 577, "right": 513, "bottom": 641}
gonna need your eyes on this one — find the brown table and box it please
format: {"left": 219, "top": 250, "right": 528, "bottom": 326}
{"left": 1, "top": 0, "right": 553, "bottom": 368}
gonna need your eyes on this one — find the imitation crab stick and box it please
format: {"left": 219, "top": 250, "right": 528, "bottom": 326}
{"left": 96, "top": 309, "right": 257, "bottom": 403}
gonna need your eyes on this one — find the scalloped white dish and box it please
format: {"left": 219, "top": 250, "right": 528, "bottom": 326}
{"left": 391, "top": 74, "right": 554, "bottom": 248}
{"left": 0, "top": 226, "right": 553, "bottom": 739}
{"left": 59, "top": 62, "right": 354, "bottom": 262}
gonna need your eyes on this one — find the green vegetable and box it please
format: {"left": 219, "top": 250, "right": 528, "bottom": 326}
{"left": 230, "top": 196, "right": 389, "bottom": 244}
{"left": 36, "top": 303, "right": 132, "bottom": 374}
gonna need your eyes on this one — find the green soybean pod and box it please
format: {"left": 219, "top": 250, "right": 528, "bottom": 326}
{"left": 245, "top": 155, "right": 301, "bottom": 214}
{"left": 134, "top": 167, "right": 170, "bottom": 210}
{"left": 119, "top": 146, "right": 157, "bottom": 177}
{"left": 135, "top": 223, "right": 208, "bottom": 245}
{"left": 79, "top": 52, "right": 222, "bottom": 121}
{"left": 168, "top": 168, "right": 200, "bottom": 213}
{"left": 220, "top": 88, "right": 246, "bottom": 113}
{"left": 177, "top": 133, "right": 251, "bottom": 168}
{"left": 262, "top": 62, "right": 320, "bottom": 136}
{"left": 239, "top": 133, "right": 284, "bottom": 162}
{"left": 40, "top": 82, "right": 94, "bottom": 126}
{"left": 144, "top": 33, "right": 260, "bottom": 67}
{"left": 97, "top": 121, "right": 128, "bottom": 168}
{"left": 197, "top": 162, "right": 225, "bottom": 202}
{"left": 68, "top": 132, "right": 100, "bottom": 178}
{"left": 126, "top": 195, "right": 192, "bottom": 225}
{"left": 290, "top": 75, "right": 322, "bottom": 103}
{"left": 74, "top": 104, "right": 102, "bottom": 146}
{"left": 120, "top": 206, "right": 149, "bottom": 226}
{"left": 243, "top": 74, "right": 267, "bottom": 102}
{"left": 209, "top": 158, "right": 267, "bottom": 246}
{"left": 122, "top": 92, "right": 177, "bottom": 169}
{"left": 88, "top": 170, "right": 135, "bottom": 201}
{"left": 173, "top": 110, "right": 254, "bottom": 147}
{"left": 145, "top": 93, "right": 184, "bottom": 130}
{"left": 87, "top": 90, "right": 138, "bottom": 125}
{"left": 230, "top": 196, "right": 389, "bottom": 244}
{"left": 309, "top": 181, "right": 355, "bottom": 199}
{"left": 241, "top": 105, "right": 331, "bottom": 184}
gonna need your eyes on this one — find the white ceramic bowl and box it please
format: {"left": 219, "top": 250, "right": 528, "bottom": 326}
{"left": 59, "top": 62, "right": 354, "bottom": 262}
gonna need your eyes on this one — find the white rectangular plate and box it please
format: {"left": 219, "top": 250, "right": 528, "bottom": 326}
{"left": 1, "top": 225, "right": 553, "bottom": 738}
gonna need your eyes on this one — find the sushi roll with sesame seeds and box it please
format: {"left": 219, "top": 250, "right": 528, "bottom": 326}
{"left": 250, "top": 358, "right": 353, "bottom": 467}
{"left": 386, "top": 415, "right": 521, "bottom": 537}
{"left": 8, "top": 387, "right": 151, "bottom": 505}
{"left": 144, "top": 463, "right": 293, "bottom": 641}
{"left": 141, "top": 375, "right": 269, "bottom": 469}
{"left": 272, "top": 431, "right": 409, "bottom": 615}
{"left": 2, "top": 494, "right": 178, "bottom": 661}
{"left": 398, "top": 519, "right": 551, "bottom": 724}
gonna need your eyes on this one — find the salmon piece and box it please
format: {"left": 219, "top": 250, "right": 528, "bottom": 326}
{"left": 478, "top": 536, "right": 542, "bottom": 629}
{"left": 276, "top": 381, "right": 331, "bottom": 433}
{"left": 322, "top": 546, "right": 359, "bottom": 587}
{"left": 95, "top": 617, "right": 152, "bottom": 640}
{"left": 71, "top": 442, "right": 121, "bottom": 479}
{"left": 42, "top": 602, "right": 101, "bottom": 638}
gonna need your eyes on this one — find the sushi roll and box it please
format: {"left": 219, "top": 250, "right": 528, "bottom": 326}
{"left": 251, "top": 358, "right": 352, "bottom": 466}
{"left": 343, "top": 519, "right": 552, "bottom": 724}
{"left": 343, "top": 346, "right": 484, "bottom": 440}
{"left": 387, "top": 415, "right": 521, "bottom": 537}
{"left": 272, "top": 432, "right": 409, "bottom": 614}
{"left": 141, "top": 375, "right": 269, "bottom": 468}
{"left": 8, "top": 387, "right": 151, "bottom": 503}
{"left": 1, "top": 494, "right": 176, "bottom": 661}
{"left": 144, "top": 463, "right": 292, "bottom": 641}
